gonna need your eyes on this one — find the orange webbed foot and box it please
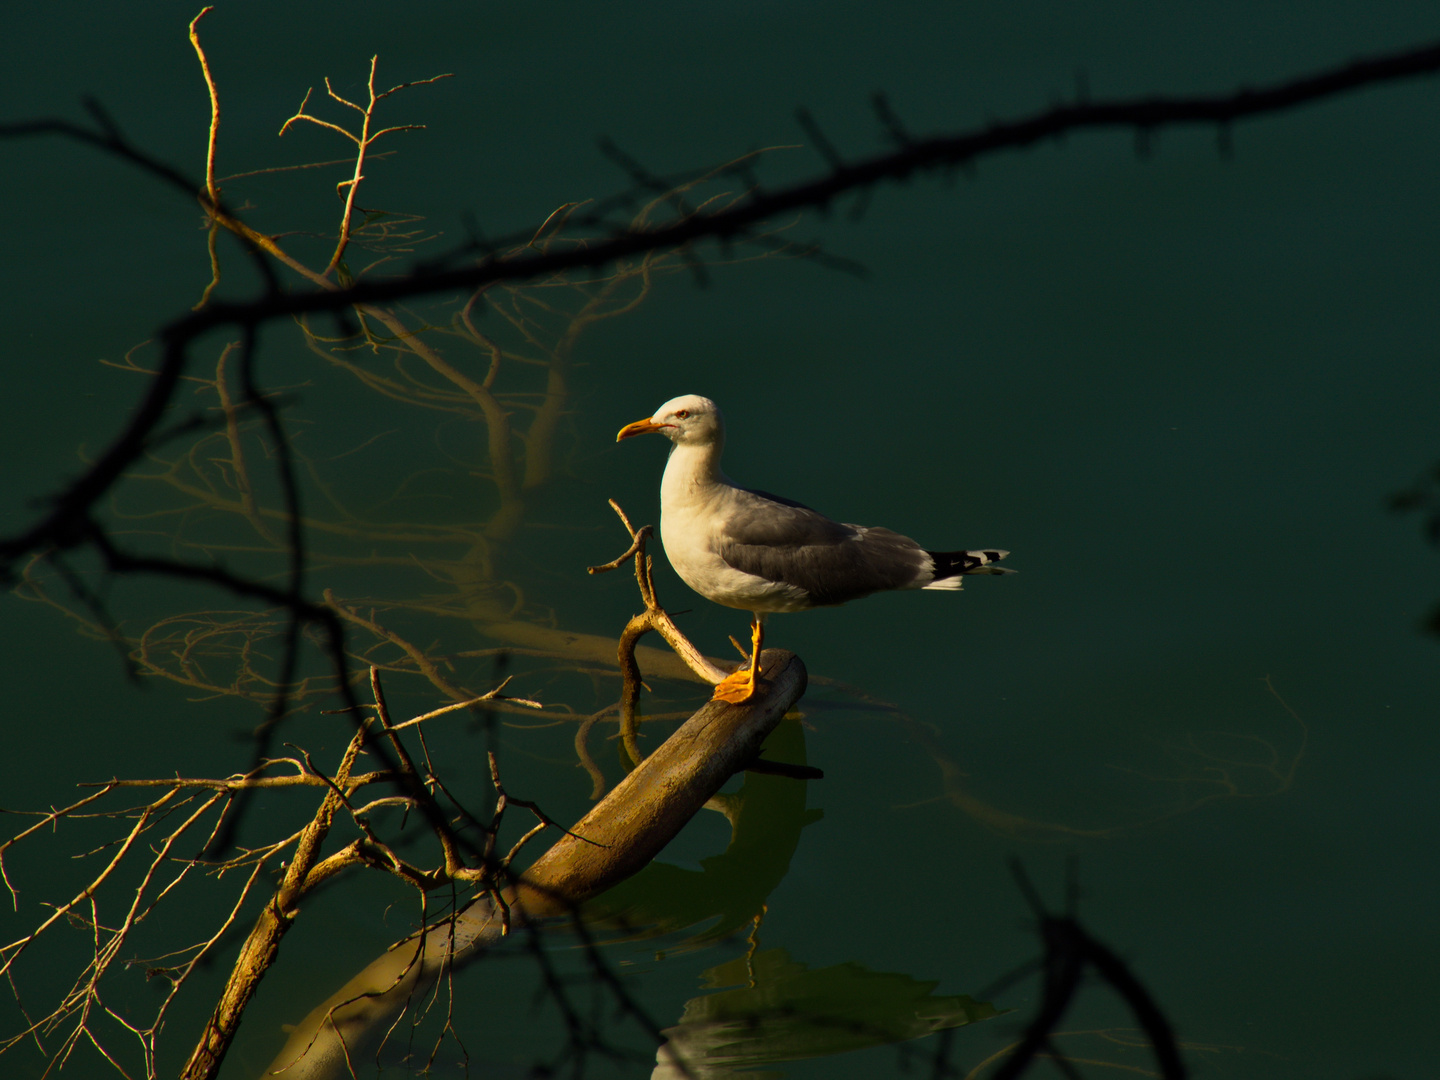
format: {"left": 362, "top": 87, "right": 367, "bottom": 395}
{"left": 711, "top": 667, "right": 759, "bottom": 704}
{"left": 711, "top": 617, "right": 764, "bottom": 704}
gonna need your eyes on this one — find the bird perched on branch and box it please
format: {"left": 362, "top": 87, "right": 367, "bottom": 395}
{"left": 617, "top": 394, "right": 1012, "bottom": 703}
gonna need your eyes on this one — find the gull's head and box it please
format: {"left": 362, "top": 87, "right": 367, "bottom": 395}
{"left": 616, "top": 394, "right": 723, "bottom": 447}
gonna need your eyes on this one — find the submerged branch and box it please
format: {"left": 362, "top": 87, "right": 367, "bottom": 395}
{"left": 264, "top": 650, "right": 807, "bottom": 1079}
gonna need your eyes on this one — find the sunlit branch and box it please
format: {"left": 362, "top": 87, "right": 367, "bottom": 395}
{"left": 278, "top": 55, "right": 453, "bottom": 275}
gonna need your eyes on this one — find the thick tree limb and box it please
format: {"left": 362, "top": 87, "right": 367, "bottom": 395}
{"left": 263, "top": 650, "right": 806, "bottom": 1078}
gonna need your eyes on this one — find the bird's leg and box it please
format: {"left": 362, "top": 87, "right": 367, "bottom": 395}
{"left": 712, "top": 617, "right": 764, "bottom": 704}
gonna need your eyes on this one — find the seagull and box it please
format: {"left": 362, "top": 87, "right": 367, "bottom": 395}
{"left": 616, "top": 394, "right": 1012, "bottom": 703}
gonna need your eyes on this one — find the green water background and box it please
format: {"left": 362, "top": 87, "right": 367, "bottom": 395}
{"left": 2, "top": 3, "right": 1438, "bottom": 1078}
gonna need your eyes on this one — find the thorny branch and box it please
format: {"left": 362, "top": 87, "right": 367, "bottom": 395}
{"left": 6, "top": 37, "right": 1440, "bottom": 592}
{"left": 3, "top": 32, "right": 1424, "bottom": 807}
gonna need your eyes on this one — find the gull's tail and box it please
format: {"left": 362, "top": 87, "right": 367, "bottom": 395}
{"left": 922, "top": 548, "right": 1013, "bottom": 590}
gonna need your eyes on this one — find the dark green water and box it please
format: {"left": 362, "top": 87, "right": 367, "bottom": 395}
{"left": 3, "top": 4, "right": 1438, "bottom": 1078}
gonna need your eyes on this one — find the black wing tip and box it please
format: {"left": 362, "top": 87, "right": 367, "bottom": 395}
{"left": 927, "top": 548, "right": 1011, "bottom": 580}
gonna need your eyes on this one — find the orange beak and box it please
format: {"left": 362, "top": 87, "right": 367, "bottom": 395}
{"left": 616, "top": 418, "right": 672, "bottom": 442}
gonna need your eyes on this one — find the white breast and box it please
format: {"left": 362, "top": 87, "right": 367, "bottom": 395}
{"left": 659, "top": 450, "right": 810, "bottom": 614}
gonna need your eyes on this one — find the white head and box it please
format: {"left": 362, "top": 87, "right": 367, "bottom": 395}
{"left": 616, "top": 394, "right": 724, "bottom": 448}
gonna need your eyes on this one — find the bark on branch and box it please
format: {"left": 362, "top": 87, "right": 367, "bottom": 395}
{"left": 263, "top": 649, "right": 806, "bottom": 1078}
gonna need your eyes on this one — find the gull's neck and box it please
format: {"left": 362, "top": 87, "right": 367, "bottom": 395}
{"left": 660, "top": 433, "right": 730, "bottom": 510}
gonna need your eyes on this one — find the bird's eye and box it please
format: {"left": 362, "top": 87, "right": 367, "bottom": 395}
{"left": 675, "top": 409, "right": 689, "bottom": 419}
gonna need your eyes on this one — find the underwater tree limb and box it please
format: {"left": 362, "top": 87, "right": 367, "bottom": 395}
{"left": 263, "top": 649, "right": 806, "bottom": 1078}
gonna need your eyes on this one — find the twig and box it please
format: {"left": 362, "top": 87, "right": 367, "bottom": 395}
{"left": 278, "top": 56, "right": 453, "bottom": 275}
{"left": 588, "top": 499, "right": 730, "bottom": 767}
{"left": 178, "top": 720, "right": 369, "bottom": 1079}
{"left": 188, "top": 6, "right": 223, "bottom": 308}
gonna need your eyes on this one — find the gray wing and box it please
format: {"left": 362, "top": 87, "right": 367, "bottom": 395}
{"left": 715, "top": 488, "right": 930, "bottom": 606}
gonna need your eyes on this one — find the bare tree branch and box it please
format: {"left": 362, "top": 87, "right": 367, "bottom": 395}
{"left": 5, "top": 38, "right": 1440, "bottom": 588}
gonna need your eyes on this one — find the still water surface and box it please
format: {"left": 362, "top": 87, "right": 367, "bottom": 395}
{"left": 2, "top": 4, "right": 1438, "bottom": 1078}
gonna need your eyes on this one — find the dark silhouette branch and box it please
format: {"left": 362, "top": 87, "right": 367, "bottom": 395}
{"left": 1391, "top": 461, "right": 1440, "bottom": 635}
{"left": 4, "top": 38, "right": 1440, "bottom": 591}
{"left": 984, "top": 862, "right": 1188, "bottom": 1080}
{"left": 4, "top": 31, "right": 1426, "bottom": 1077}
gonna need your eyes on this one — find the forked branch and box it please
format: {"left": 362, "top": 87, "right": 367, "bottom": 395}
{"left": 587, "top": 499, "right": 729, "bottom": 765}
{"left": 279, "top": 55, "right": 453, "bottom": 275}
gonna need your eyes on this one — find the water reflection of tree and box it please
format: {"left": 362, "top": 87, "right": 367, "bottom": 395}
{"left": 21, "top": 227, "right": 678, "bottom": 714}
{"left": 18, "top": 58, "right": 781, "bottom": 728}
{"left": 2, "top": 23, "right": 796, "bottom": 1080}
